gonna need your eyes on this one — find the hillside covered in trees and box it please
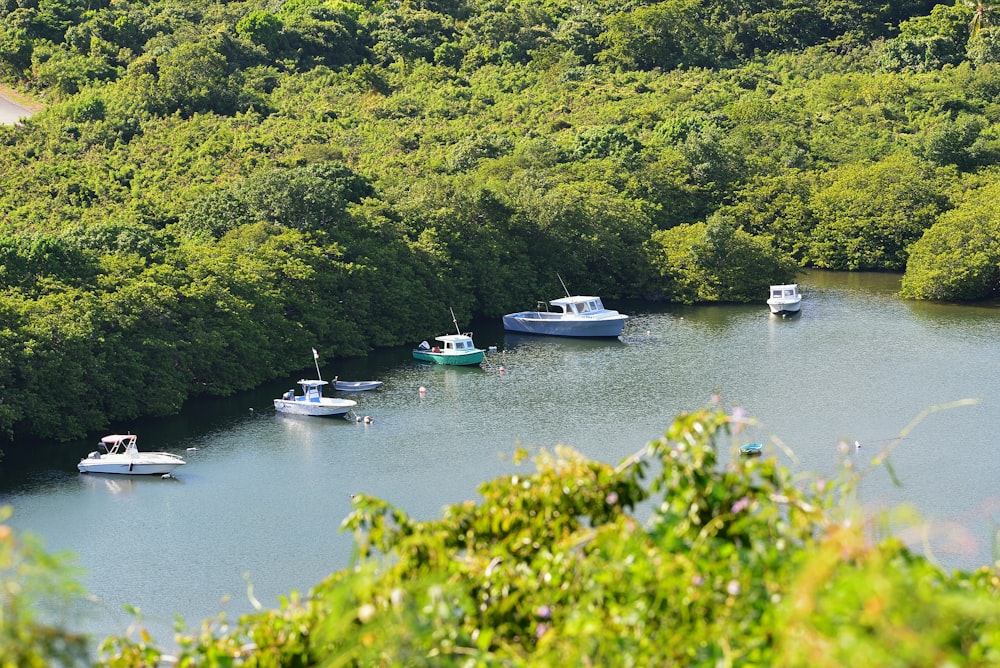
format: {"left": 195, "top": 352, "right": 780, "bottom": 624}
{"left": 1, "top": 0, "right": 1000, "bottom": 443}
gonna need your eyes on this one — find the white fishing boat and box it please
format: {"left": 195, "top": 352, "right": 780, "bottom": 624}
{"left": 502, "top": 275, "right": 629, "bottom": 337}
{"left": 274, "top": 379, "right": 358, "bottom": 416}
{"left": 274, "top": 349, "right": 359, "bottom": 417}
{"left": 503, "top": 295, "right": 629, "bottom": 337}
{"left": 767, "top": 283, "right": 802, "bottom": 315}
{"left": 78, "top": 434, "right": 186, "bottom": 475}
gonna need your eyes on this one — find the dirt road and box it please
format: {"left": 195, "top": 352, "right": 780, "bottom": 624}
{"left": 0, "top": 86, "right": 40, "bottom": 125}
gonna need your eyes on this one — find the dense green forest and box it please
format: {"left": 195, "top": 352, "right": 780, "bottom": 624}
{"left": 1, "top": 0, "right": 999, "bottom": 444}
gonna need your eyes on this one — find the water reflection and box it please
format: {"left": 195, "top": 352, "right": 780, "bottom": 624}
{"left": 77, "top": 472, "right": 183, "bottom": 495}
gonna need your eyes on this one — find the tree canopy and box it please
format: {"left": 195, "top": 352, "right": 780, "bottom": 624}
{"left": 0, "top": 0, "right": 999, "bottom": 444}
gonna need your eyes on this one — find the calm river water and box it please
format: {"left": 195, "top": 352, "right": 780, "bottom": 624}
{"left": 2, "top": 270, "right": 999, "bottom": 648}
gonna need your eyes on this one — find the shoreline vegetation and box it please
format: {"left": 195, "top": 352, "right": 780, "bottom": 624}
{"left": 0, "top": 1, "right": 998, "bottom": 447}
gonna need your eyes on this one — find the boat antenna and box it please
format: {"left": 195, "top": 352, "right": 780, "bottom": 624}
{"left": 557, "top": 273, "right": 571, "bottom": 298}
{"left": 450, "top": 307, "right": 461, "bottom": 335}
{"left": 312, "top": 347, "right": 323, "bottom": 381}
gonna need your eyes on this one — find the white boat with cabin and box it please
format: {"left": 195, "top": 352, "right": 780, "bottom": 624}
{"left": 503, "top": 295, "right": 629, "bottom": 337}
{"left": 767, "top": 284, "right": 802, "bottom": 315}
{"left": 78, "top": 434, "right": 186, "bottom": 475}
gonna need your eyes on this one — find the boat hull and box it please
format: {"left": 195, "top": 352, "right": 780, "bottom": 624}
{"left": 412, "top": 349, "right": 485, "bottom": 365}
{"left": 502, "top": 312, "right": 628, "bottom": 337}
{"left": 274, "top": 397, "right": 357, "bottom": 416}
{"left": 78, "top": 455, "right": 185, "bottom": 475}
{"left": 767, "top": 300, "right": 801, "bottom": 315}
{"left": 333, "top": 380, "right": 383, "bottom": 391}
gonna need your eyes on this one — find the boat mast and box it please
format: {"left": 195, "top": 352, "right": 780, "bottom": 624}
{"left": 312, "top": 347, "right": 323, "bottom": 381}
{"left": 557, "top": 273, "right": 571, "bottom": 298}
{"left": 450, "top": 307, "right": 461, "bottom": 335}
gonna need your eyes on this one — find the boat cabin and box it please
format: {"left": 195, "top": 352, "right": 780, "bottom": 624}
{"left": 436, "top": 334, "right": 476, "bottom": 352}
{"left": 549, "top": 296, "right": 606, "bottom": 315}
{"left": 769, "top": 285, "right": 799, "bottom": 300}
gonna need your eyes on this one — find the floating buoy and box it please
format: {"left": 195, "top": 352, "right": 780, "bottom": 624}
{"left": 499, "top": 365, "right": 505, "bottom": 373}
{"left": 186, "top": 447, "right": 198, "bottom": 451}
{"left": 855, "top": 440, "right": 861, "bottom": 450}
{"left": 162, "top": 473, "right": 172, "bottom": 479}
{"left": 363, "top": 415, "right": 373, "bottom": 424}
{"left": 419, "top": 386, "right": 426, "bottom": 396}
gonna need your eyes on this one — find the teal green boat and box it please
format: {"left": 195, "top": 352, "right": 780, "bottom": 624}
{"left": 413, "top": 333, "right": 485, "bottom": 365}
{"left": 739, "top": 442, "right": 763, "bottom": 456}
{"left": 413, "top": 308, "right": 486, "bottom": 366}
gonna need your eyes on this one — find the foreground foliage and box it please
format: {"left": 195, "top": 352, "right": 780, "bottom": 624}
{"left": 0, "top": 507, "right": 90, "bottom": 668}
{"left": 82, "top": 405, "right": 1000, "bottom": 666}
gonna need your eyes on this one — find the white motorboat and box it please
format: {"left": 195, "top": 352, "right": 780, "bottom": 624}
{"left": 78, "top": 434, "right": 186, "bottom": 475}
{"left": 274, "top": 379, "right": 358, "bottom": 417}
{"left": 274, "top": 349, "right": 360, "bottom": 417}
{"left": 503, "top": 295, "right": 629, "bottom": 337}
{"left": 767, "top": 283, "right": 802, "bottom": 315}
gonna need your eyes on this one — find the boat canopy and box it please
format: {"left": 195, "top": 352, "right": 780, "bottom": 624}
{"left": 100, "top": 434, "right": 136, "bottom": 445}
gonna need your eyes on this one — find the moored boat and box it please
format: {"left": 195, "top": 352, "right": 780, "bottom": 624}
{"left": 332, "top": 378, "right": 383, "bottom": 392}
{"left": 413, "top": 333, "right": 485, "bottom": 366}
{"left": 767, "top": 284, "right": 802, "bottom": 315}
{"left": 274, "top": 379, "right": 358, "bottom": 416}
{"left": 503, "top": 295, "right": 629, "bottom": 337}
{"left": 78, "top": 434, "right": 186, "bottom": 475}
{"left": 274, "top": 349, "right": 360, "bottom": 417}
{"left": 413, "top": 309, "right": 486, "bottom": 366}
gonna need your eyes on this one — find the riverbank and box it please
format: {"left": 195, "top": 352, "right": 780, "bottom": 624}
{"left": 0, "top": 85, "right": 42, "bottom": 124}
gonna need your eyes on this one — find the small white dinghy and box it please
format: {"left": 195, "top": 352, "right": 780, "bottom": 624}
{"left": 332, "top": 377, "right": 383, "bottom": 392}
{"left": 78, "top": 434, "right": 186, "bottom": 475}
